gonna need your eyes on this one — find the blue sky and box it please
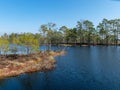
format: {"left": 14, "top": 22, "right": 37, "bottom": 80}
{"left": 0, "top": 0, "right": 120, "bottom": 34}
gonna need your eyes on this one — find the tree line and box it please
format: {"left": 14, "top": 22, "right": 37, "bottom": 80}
{"left": 0, "top": 33, "right": 40, "bottom": 55}
{"left": 0, "top": 18, "right": 120, "bottom": 54}
{"left": 40, "top": 18, "right": 120, "bottom": 47}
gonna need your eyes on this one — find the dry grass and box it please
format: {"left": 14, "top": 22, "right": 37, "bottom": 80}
{"left": 0, "top": 51, "right": 65, "bottom": 79}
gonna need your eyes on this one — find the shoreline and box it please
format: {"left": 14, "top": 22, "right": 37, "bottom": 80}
{"left": 0, "top": 51, "right": 65, "bottom": 79}
{"left": 58, "top": 43, "right": 120, "bottom": 47}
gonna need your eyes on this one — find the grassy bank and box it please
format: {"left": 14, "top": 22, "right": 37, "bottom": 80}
{"left": 0, "top": 51, "right": 65, "bottom": 79}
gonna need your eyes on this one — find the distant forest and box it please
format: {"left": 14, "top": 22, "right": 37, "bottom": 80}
{"left": 0, "top": 18, "right": 120, "bottom": 54}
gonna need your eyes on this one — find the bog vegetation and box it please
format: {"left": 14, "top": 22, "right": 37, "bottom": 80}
{"left": 0, "top": 18, "right": 120, "bottom": 55}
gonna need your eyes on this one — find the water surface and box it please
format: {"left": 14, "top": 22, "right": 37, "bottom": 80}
{"left": 0, "top": 46, "right": 120, "bottom": 90}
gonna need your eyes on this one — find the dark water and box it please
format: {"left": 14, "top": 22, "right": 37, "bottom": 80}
{"left": 1, "top": 46, "right": 120, "bottom": 90}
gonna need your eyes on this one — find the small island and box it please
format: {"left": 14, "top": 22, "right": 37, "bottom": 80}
{"left": 0, "top": 51, "right": 65, "bottom": 79}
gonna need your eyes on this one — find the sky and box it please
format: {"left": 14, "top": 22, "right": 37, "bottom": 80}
{"left": 0, "top": 0, "right": 120, "bottom": 34}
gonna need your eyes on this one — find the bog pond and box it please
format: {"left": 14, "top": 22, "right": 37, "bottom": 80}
{"left": 0, "top": 46, "right": 120, "bottom": 90}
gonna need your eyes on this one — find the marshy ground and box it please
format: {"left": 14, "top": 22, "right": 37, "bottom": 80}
{"left": 0, "top": 51, "right": 65, "bottom": 79}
